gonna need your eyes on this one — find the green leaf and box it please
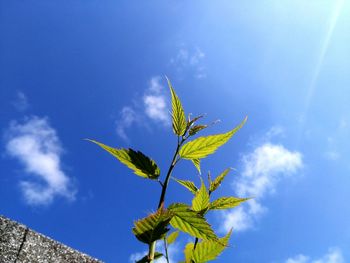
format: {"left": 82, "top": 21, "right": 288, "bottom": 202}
{"left": 191, "top": 159, "right": 201, "bottom": 174}
{"left": 189, "top": 125, "right": 208, "bottom": 136}
{"left": 191, "top": 229, "right": 232, "bottom": 262}
{"left": 209, "top": 197, "right": 249, "bottom": 210}
{"left": 184, "top": 242, "right": 195, "bottom": 263}
{"left": 173, "top": 178, "right": 198, "bottom": 194}
{"left": 132, "top": 208, "right": 172, "bottom": 244}
{"left": 179, "top": 117, "right": 247, "bottom": 160}
{"left": 168, "top": 203, "right": 217, "bottom": 241}
{"left": 136, "top": 252, "right": 163, "bottom": 263}
{"left": 192, "top": 181, "right": 210, "bottom": 213}
{"left": 166, "top": 231, "right": 179, "bottom": 245}
{"left": 167, "top": 77, "right": 187, "bottom": 136}
{"left": 87, "top": 140, "right": 160, "bottom": 179}
{"left": 209, "top": 168, "right": 231, "bottom": 193}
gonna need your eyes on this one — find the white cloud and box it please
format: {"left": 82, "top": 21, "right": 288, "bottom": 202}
{"left": 143, "top": 77, "right": 170, "bottom": 125}
{"left": 170, "top": 47, "right": 206, "bottom": 79}
{"left": 13, "top": 91, "right": 29, "bottom": 111}
{"left": 116, "top": 106, "right": 138, "bottom": 142}
{"left": 324, "top": 118, "right": 349, "bottom": 161}
{"left": 129, "top": 242, "right": 179, "bottom": 263}
{"left": 285, "top": 247, "right": 344, "bottom": 263}
{"left": 116, "top": 76, "right": 170, "bottom": 141}
{"left": 5, "top": 116, "right": 76, "bottom": 205}
{"left": 221, "top": 141, "right": 303, "bottom": 232}
{"left": 286, "top": 254, "right": 309, "bottom": 263}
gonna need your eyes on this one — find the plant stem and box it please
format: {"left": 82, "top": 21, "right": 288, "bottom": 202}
{"left": 157, "top": 138, "right": 183, "bottom": 209}
{"left": 148, "top": 241, "right": 156, "bottom": 262}
{"left": 163, "top": 237, "right": 170, "bottom": 263}
{"left": 148, "top": 137, "right": 185, "bottom": 262}
{"left": 193, "top": 237, "right": 199, "bottom": 250}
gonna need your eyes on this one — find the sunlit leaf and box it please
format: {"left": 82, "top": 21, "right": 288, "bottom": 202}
{"left": 191, "top": 229, "right": 232, "bottom": 262}
{"left": 168, "top": 203, "right": 217, "bottom": 241}
{"left": 166, "top": 231, "right": 179, "bottom": 245}
{"left": 179, "top": 117, "right": 247, "bottom": 159}
{"left": 209, "top": 168, "right": 231, "bottom": 193}
{"left": 173, "top": 178, "right": 198, "bottom": 194}
{"left": 184, "top": 242, "right": 195, "bottom": 263}
{"left": 209, "top": 197, "right": 249, "bottom": 210}
{"left": 87, "top": 139, "right": 160, "bottom": 179}
{"left": 191, "top": 159, "right": 201, "bottom": 174}
{"left": 167, "top": 77, "right": 187, "bottom": 136}
{"left": 189, "top": 125, "right": 208, "bottom": 136}
{"left": 192, "top": 181, "right": 210, "bottom": 213}
{"left": 132, "top": 208, "right": 172, "bottom": 244}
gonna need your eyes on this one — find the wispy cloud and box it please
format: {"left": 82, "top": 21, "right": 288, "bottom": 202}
{"left": 116, "top": 76, "right": 170, "bottom": 141}
{"left": 324, "top": 118, "right": 348, "bottom": 161}
{"left": 285, "top": 247, "right": 344, "bottom": 263}
{"left": 5, "top": 116, "right": 76, "bottom": 205}
{"left": 116, "top": 106, "right": 138, "bottom": 142}
{"left": 170, "top": 46, "right": 206, "bottom": 79}
{"left": 13, "top": 91, "right": 29, "bottom": 112}
{"left": 221, "top": 130, "right": 303, "bottom": 232}
{"left": 143, "top": 77, "right": 170, "bottom": 125}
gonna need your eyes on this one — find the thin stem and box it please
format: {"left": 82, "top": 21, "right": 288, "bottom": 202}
{"left": 157, "top": 137, "right": 184, "bottom": 208}
{"left": 193, "top": 237, "right": 199, "bottom": 251}
{"left": 148, "top": 241, "right": 156, "bottom": 263}
{"left": 148, "top": 136, "right": 186, "bottom": 262}
{"left": 163, "top": 237, "right": 170, "bottom": 263}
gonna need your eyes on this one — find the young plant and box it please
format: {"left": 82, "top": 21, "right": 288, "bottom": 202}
{"left": 88, "top": 77, "right": 249, "bottom": 263}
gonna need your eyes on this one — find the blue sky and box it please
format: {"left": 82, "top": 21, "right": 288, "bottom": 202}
{"left": 1, "top": 1, "right": 349, "bottom": 262}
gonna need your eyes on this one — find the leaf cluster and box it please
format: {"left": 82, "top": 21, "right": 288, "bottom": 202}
{"left": 88, "top": 77, "right": 248, "bottom": 262}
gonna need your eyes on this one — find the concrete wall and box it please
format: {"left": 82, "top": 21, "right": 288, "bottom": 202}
{"left": 0, "top": 215, "right": 102, "bottom": 263}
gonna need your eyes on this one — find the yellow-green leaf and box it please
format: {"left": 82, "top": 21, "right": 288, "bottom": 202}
{"left": 168, "top": 203, "right": 217, "bottom": 241}
{"left": 192, "top": 181, "right": 210, "bottom": 212}
{"left": 191, "top": 229, "right": 232, "bottom": 262}
{"left": 191, "top": 159, "right": 201, "bottom": 174}
{"left": 166, "top": 231, "right": 179, "bottom": 245}
{"left": 173, "top": 178, "right": 198, "bottom": 194}
{"left": 88, "top": 139, "right": 160, "bottom": 179}
{"left": 179, "top": 117, "right": 247, "bottom": 159}
{"left": 184, "top": 242, "right": 195, "bottom": 263}
{"left": 189, "top": 124, "right": 208, "bottom": 136}
{"left": 209, "top": 168, "right": 231, "bottom": 193}
{"left": 132, "top": 208, "right": 172, "bottom": 244}
{"left": 209, "top": 197, "right": 249, "bottom": 210}
{"left": 167, "top": 77, "right": 187, "bottom": 136}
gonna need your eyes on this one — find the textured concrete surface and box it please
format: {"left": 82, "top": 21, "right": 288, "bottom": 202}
{"left": 0, "top": 216, "right": 27, "bottom": 263}
{"left": 0, "top": 215, "right": 102, "bottom": 263}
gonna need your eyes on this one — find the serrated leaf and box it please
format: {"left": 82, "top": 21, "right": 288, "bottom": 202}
{"left": 136, "top": 252, "right": 163, "bottom": 263}
{"left": 167, "top": 77, "right": 187, "bottom": 136}
{"left": 191, "top": 159, "right": 201, "bottom": 174}
{"left": 189, "top": 125, "right": 208, "bottom": 136}
{"left": 209, "top": 197, "right": 249, "bottom": 210}
{"left": 184, "top": 242, "right": 195, "bottom": 263}
{"left": 168, "top": 203, "right": 217, "bottom": 241}
{"left": 166, "top": 231, "right": 179, "bottom": 245}
{"left": 179, "top": 117, "right": 247, "bottom": 160}
{"left": 209, "top": 168, "right": 231, "bottom": 193}
{"left": 192, "top": 181, "right": 210, "bottom": 213}
{"left": 173, "top": 178, "right": 198, "bottom": 194}
{"left": 88, "top": 139, "right": 160, "bottom": 179}
{"left": 191, "top": 229, "right": 232, "bottom": 262}
{"left": 132, "top": 208, "right": 172, "bottom": 244}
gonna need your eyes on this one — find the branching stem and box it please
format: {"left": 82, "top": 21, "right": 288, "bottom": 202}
{"left": 148, "top": 136, "right": 186, "bottom": 262}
